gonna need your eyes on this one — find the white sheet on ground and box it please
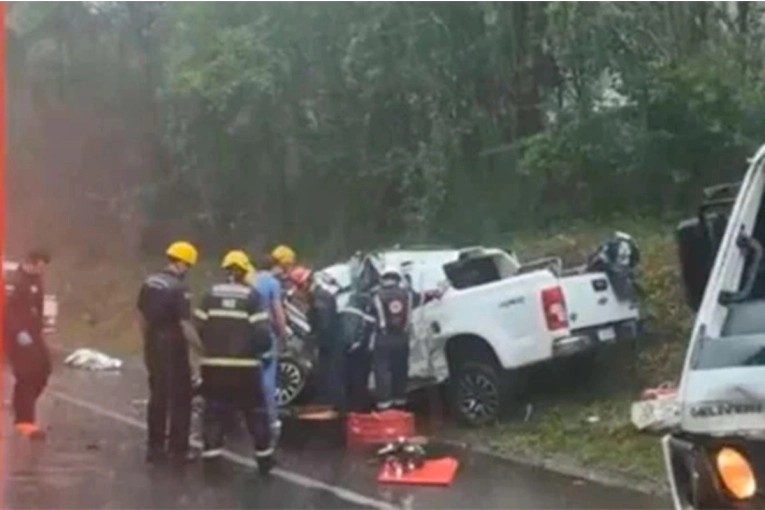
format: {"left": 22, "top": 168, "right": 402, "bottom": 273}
{"left": 64, "top": 348, "right": 123, "bottom": 371}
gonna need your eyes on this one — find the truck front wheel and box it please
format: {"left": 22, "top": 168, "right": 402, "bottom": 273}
{"left": 449, "top": 360, "right": 506, "bottom": 427}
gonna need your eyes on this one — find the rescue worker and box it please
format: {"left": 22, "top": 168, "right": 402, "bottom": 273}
{"left": 371, "top": 266, "right": 441, "bottom": 411}
{"left": 5, "top": 249, "right": 52, "bottom": 439}
{"left": 291, "top": 267, "right": 346, "bottom": 412}
{"left": 194, "top": 250, "right": 275, "bottom": 475}
{"left": 586, "top": 231, "right": 641, "bottom": 301}
{"left": 270, "top": 244, "right": 297, "bottom": 290}
{"left": 248, "top": 254, "right": 289, "bottom": 444}
{"left": 137, "top": 241, "right": 202, "bottom": 464}
{"left": 338, "top": 290, "right": 376, "bottom": 411}
{"left": 284, "top": 264, "right": 314, "bottom": 311}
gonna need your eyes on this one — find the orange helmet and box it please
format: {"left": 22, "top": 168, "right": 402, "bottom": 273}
{"left": 289, "top": 265, "right": 313, "bottom": 288}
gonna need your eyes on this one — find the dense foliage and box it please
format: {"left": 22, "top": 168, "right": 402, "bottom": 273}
{"left": 7, "top": 2, "right": 765, "bottom": 259}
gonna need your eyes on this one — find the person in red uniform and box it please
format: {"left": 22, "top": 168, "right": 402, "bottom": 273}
{"left": 5, "top": 249, "right": 52, "bottom": 439}
{"left": 371, "top": 266, "right": 441, "bottom": 410}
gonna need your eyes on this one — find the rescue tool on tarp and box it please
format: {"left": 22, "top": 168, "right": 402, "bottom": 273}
{"left": 375, "top": 436, "right": 460, "bottom": 486}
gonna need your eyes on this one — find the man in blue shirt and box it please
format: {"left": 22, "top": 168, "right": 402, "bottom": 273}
{"left": 248, "top": 256, "right": 289, "bottom": 442}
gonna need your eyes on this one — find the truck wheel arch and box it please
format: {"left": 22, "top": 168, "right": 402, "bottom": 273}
{"left": 445, "top": 333, "right": 500, "bottom": 371}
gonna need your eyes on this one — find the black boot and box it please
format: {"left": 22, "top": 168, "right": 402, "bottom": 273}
{"left": 169, "top": 449, "right": 199, "bottom": 466}
{"left": 146, "top": 447, "right": 167, "bottom": 464}
{"left": 257, "top": 455, "right": 276, "bottom": 476}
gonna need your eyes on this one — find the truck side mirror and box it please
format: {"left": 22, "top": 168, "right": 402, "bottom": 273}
{"left": 676, "top": 211, "right": 729, "bottom": 311}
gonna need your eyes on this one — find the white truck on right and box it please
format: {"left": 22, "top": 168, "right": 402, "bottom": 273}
{"left": 666, "top": 143, "right": 765, "bottom": 509}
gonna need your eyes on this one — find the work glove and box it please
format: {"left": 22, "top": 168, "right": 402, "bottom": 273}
{"left": 425, "top": 289, "right": 443, "bottom": 301}
{"left": 191, "top": 375, "right": 203, "bottom": 395}
{"left": 16, "top": 331, "right": 33, "bottom": 347}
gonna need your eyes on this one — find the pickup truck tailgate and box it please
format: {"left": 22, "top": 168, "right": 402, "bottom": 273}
{"left": 560, "top": 273, "right": 638, "bottom": 331}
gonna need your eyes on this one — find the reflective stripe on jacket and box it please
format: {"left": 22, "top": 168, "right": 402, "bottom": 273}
{"left": 194, "top": 281, "right": 272, "bottom": 365}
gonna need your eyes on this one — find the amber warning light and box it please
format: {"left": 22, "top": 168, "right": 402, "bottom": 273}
{"left": 716, "top": 447, "right": 757, "bottom": 500}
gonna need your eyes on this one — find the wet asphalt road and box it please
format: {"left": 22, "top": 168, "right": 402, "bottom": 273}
{"left": 3, "top": 354, "right": 672, "bottom": 509}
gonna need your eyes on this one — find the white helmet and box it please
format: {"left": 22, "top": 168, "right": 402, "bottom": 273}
{"left": 380, "top": 265, "right": 403, "bottom": 283}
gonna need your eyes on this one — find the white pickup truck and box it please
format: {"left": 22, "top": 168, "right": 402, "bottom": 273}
{"left": 3, "top": 260, "right": 58, "bottom": 334}
{"left": 284, "top": 241, "right": 641, "bottom": 426}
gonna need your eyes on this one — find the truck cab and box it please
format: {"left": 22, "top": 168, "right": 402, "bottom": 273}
{"left": 666, "top": 144, "right": 765, "bottom": 509}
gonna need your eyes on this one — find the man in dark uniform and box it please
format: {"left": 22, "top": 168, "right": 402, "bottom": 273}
{"left": 194, "top": 250, "right": 275, "bottom": 475}
{"left": 371, "top": 266, "right": 440, "bottom": 411}
{"left": 339, "top": 290, "right": 376, "bottom": 412}
{"left": 291, "top": 268, "right": 345, "bottom": 412}
{"left": 5, "top": 249, "right": 51, "bottom": 439}
{"left": 137, "top": 241, "right": 202, "bottom": 465}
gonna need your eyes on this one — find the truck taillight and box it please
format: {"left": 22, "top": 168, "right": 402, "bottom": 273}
{"left": 541, "top": 286, "right": 568, "bottom": 331}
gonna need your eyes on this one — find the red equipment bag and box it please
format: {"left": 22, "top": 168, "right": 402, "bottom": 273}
{"left": 346, "top": 410, "right": 415, "bottom": 446}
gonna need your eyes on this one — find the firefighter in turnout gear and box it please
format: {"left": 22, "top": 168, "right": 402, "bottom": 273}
{"left": 194, "top": 250, "right": 275, "bottom": 475}
{"left": 371, "top": 266, "right": 441, "bottom": 410}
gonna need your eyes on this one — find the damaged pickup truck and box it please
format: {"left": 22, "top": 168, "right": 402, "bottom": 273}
{"left": 667, "top": 144, "right": 765, "bottom": 509}
{"left": 278, "top": 237, "right": 642, "bottom": 427}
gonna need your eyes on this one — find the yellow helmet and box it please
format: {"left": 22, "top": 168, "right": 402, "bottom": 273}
{"left": 271, "top": 244, "right": 296, "bottom": 266}
{"left": 166, "top": 241, "right": 198, "bottom": 266}
{"left": 221, "top": 250, "right": 252, "bottom": 273}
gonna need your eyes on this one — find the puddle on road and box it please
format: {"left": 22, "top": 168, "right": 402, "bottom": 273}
{"left": 7, "top": 453, "right": 108, "bottom": 490}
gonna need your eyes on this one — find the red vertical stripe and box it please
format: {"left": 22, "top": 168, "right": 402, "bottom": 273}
{"left": 0, "top": 1, "right": 7, "bottom": 502}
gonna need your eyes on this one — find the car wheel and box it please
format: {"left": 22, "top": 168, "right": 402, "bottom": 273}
{"left": 449, "top": 361, "right": 506, "bottom": 427}
{"left": 276, "top": 357, "right": 307, "bottom": 407}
